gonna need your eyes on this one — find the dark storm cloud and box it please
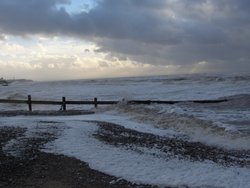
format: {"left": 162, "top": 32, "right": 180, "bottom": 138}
{"left": 0, "top": 0, "right": 71, "bottom": 35}
{"left": 0, "top": 0, "right": 250, "bottom": 73}
{"left": 71, "top": 0, "right": 184, "bottom": 45}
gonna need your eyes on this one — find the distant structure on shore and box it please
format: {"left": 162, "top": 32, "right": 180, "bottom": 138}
{"left": 0, "top": 77, "right": 33, "bottom": 86}
{"left": 0, "top": 77, "right": 8, "bottom": 86}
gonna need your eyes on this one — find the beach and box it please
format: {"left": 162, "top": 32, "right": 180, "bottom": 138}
{"left": 0, "top": 125, "right": 156, "bottom": 188}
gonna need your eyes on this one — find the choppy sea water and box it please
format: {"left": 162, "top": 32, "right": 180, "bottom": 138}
{"left": 0, "top": 73, "right": 250, "bottom": 136}
{"left": 1, "top": 74, "right": 250, "bottom": 187}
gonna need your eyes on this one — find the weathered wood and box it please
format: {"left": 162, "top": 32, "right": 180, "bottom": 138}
{"left": 128, "top": 100, "right": 179, "bottom": 104}
{"left": 62, "top": 97, "right": 66, "bottom": 111}
{"left": 95, "top": 101, "right": 118, "bottom": 105}
{"left": 0, "top": 96, "right": 228, "bottom": 112}
{"left": 191, "top": 99, "right": 228, "bottom": 103}
{"left": 0, "top": 99, "right": 117, "bottom": 105}
{"left": 28, "top": 95, "right": 32, "bottom": 112}
{"left": 0, "top": 99, "right": 228, "bottom": 105}
{"left": 66, "top": 101, "right": 96, "bottom": 105}
{"left": 127, "top": 100, "right": 152, "bottom": 105}
{"left": 128, "top": 99, "right": 228, "bottom": 104}
{"left": 31, "top": 101, "right": 62, "bottom": 105}
{"left": 94, "top": 98, "right": 98, "bottom": 108}
{"left": 66, "top": 101, "right": 118, "bottom": 105}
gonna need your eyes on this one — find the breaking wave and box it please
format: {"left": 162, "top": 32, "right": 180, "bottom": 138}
{"left": 7, "top": 93, "right": 27, "bottom": 100}
{"left": 113, "top": 103, "right": 250, "bottom": 150}
{"left": 39, "top": 74, "right": 250, "bottom": 86}
{"left": 159, "top": 74, "right": 250, "bottom": 85}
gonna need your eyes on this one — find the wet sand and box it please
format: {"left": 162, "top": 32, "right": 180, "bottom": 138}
{"left": 0, "top": 126, "right": 157, "bottom": 188}
{"left": 95, "top": 121, "right": 250, "bottom": 167}
{"left": 1, "top": 119, "right": 249, "bottom": 188}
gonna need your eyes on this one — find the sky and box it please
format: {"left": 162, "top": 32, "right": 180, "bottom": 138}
{"left": 0, "top": 0, "right": 250, "bottom": 81}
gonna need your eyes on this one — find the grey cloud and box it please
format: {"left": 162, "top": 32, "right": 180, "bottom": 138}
{"left": 0, "top": 34, "right": 6, "bottom": 41}
{"left": 0, "top": 0, "right": 250, "bottom": 73}
{"left": 0, "top": 0, "right": 71, "bottom": 35}
{"left": 0, "top": 0, "right": 188, "bottom": 44}
{"left": 98, "top": 61, "right": 109, "bottom": 68}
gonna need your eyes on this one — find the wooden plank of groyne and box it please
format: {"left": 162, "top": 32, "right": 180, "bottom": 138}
{"left": 0, "top": 98, "right": 229, "bottom": 109}
{"left": 96, "top": 101, "right": 118, "bottom": 105}
{"left": 0, "top": 99, "right": 228, "bottom": 105}
{"left": 65, "top": 100, "right": 117, "bottom": 105}
{"left": 127, "top": 99, "right": 228, "bottom": 104}
{"left": 65, "top": 101, "right": 95, "bottom": 105}
{"left": 191, "top": 99, "right": 228, "bottom": 103}
{"left": 31, "top": 101, "right": 62, "bottom": 105}
{"left": 128, "top": 100, "right": 178, "bottom": 104}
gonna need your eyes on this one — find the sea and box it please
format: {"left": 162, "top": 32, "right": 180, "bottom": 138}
{"left": 1, "top": 73, "right": 250, "bottom": 187}
{"left": 1, "top": 73, "right": 250, "bottom": 134}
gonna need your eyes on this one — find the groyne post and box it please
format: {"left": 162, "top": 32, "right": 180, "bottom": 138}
{"left": 62, "top": 97, "right": 66, "bottom": 111}
{"left": 28, "top": 95, "right": 32, "bottom": 112}
{"left": 94, "top": 97, "right": 98, "bottom": 108}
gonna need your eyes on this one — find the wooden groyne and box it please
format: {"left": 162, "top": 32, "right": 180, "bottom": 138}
{"left": 0, "top": 95, "right": 228, "bottom": 112}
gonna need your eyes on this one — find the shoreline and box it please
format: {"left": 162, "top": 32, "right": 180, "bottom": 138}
{"left": 1, "top": 117, "right": 250, "bottom": 187}
{"left": 0, "top": 126, "right": 157, "bottom": 188}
